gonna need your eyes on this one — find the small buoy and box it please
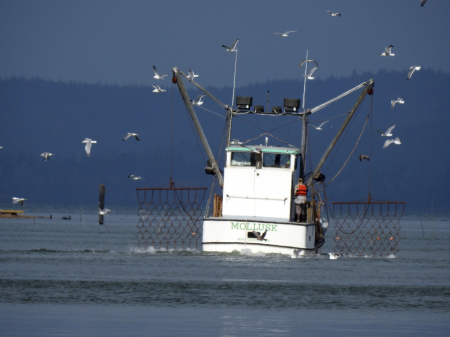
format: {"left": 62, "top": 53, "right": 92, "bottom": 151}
{"left": 192, "top": 232, "right": 196, "bottom": 235}
{"left": 336, "top": 237, "right": 340, "bottom": 240}
{"left": 390, "top": 237, "right": 394, "bottom": 240}
{"left": 376, "top": 237, "right": 380, "bottom": 240}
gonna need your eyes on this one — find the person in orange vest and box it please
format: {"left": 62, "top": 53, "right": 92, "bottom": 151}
{"left": 294, "top": 178, "right": 308, "bottom": 222}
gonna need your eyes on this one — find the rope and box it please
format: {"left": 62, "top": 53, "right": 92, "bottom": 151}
{"left": 368, "top": 93, "right": 374, "bottom": 199}
{"left": 170, "top": 82, "right": 174, "bottom": 183}
{"left": 197, "top": 105, "right": 226, "bottom": 119}
{"left": 323, "top": 108, "right": 371, "bottom": 188}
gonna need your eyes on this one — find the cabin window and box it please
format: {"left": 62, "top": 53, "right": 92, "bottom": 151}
{"left": 263, "top": 153, "right": 291, "bottom": 168}
{"left": 230, "top": 152, "right": 257, "bottom": 166}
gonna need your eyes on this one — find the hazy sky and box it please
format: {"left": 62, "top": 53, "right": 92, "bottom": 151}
{"left": 1, "top": 0, "right": 449, "bottom": 87}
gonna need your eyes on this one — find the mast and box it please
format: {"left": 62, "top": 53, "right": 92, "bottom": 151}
{"left": 172, "top": 67, "right": 224, "bottom": 188}
{"left": 306, "top": 79, "right": 374, "bottom": 187}
{"left": 300, "top": 50, "right": 309, "bottom": 179}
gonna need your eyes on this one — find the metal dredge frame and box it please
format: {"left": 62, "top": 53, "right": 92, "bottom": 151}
{"left": 136, "top": 187, "right": 207, "bottom": 250}
{"left": 332, "top": 201, "right": 406, "bottom": 256}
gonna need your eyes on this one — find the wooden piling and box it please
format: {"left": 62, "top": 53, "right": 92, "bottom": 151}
{"left": 98, "top": 184, "right": 105, "bottom": 225}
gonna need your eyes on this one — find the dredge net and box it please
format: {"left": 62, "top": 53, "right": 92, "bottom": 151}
{"left": 136, "top": 187, "right": 207, "bottom": 250}
{"left": 331, "top": 201, "right": 406, "bottom": 256}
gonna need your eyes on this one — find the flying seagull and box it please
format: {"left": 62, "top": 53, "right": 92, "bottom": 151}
{"left": 222, "top": 38, "right": 239, "bottom": 52}
{"left": 359, "top": 155, "right": 370, "bottom": 162}
{"left": 273, "top": 30, "right": 297, "bottom": 37}
{"left": 407, "top": 66, "right": 421, "bottom": 80}
{"left": 128, "top": 174, "right": 142, "bottom": 180}
{"left": 186, "top": 69, "right": 199, "bottom": 82}
{"left": 152, "top": 85, "right": 166, "bottom": 93}
{"left": 311, "top": 121, "right": 328, "bottom": 130}
{"left": 153, "top": 66, "right": 167, "bottom": 80}
{"left": 326, "top": 11, "right": 341, "bottom": 17}
{"left": 252, "top": 229, "right": 267, "bottom": 241}
{"left": 391, "top": 98, "right": 404, "bottom": 109}
{"left": 98, "top": 207, "right": 112, "bottom": 215}
{"left": 420, "top": 0, "right": 428, "bottom": 7}
{"left": 123, "top": 133, "right": 140, "bottom": 141}
{"left": 381, "top": 45, "right": 395, "bottom": 57}
{"left": 12, "top": 197, "right": 26, "bottom": 206}
{"left": 378, "top": 125, "right": 396, "bottom": 137}
{"left": 40, "top": 152, "right": 53, "bottom": 161}
{"left": 299, "top": 59, "right": 319, "bottom": 68}
{"left": 303, "top": 66, "right": 318, "bottom": 80}
{"left": 190, "top": 94, "right": 206, "bottom": 106}
{"left": 328, "top": 253, "right": 342, "bottom": 260}
{"left": 383, "top": 137, "right": 401, "bottom": 148}
{"left": 81, "top": 138, "right": 97, "bottom": 157}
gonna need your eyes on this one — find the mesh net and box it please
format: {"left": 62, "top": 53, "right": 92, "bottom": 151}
{"left": 331, "top": 201, "right": 406, "bottom": 256}
{"left": 136, "top": 187, "right": 207, "bottom": 250}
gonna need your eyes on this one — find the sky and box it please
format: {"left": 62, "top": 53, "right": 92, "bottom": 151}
{"left": 1, "top": 0, "right": 449, "bottom": 88}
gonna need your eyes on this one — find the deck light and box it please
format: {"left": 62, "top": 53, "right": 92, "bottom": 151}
{"left": 283, "top": 98, "right": 300, "bottom": 113}
{"left": 236, "top": 96, "right": 253, "bottom": 110}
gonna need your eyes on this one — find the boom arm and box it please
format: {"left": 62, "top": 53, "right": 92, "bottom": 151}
{"left": 172, "top": 67, "right": 225, "bottom": 188}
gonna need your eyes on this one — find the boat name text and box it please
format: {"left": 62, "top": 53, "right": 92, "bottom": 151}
{"left": 231, "top": 222, "right": 278, "bottom": 232}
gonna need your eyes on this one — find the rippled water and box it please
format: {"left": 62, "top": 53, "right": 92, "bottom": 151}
{"left": 0, "top": 206, "right": 449, "bottom": 336}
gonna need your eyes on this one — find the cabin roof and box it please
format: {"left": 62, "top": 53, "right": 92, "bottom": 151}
{"left": 226, "top": 145, "right": 301, "bottom": 155}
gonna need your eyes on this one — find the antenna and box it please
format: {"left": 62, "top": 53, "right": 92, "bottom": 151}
{"left": 266, "top": 89, "right": 269, "bottom": 112}
{"left": 231, "top": 50, "right": 238, "bottom": 108}
{"left": 302, "top": 50, "right": 308, "bottom": 111}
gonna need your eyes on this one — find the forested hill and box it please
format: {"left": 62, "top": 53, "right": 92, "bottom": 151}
{"left": 1, "top": 69, "right": 449, "bottom": 212}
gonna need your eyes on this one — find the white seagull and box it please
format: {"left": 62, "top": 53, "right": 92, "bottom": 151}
{"left": 40, "top": 152, "right": 53, "bottom": 161}
{"left": 326, "top": 11, "right": 341, "bottom": 17}
{"left": 378, "top": 125, "right": 396, "bottom": 137}
{"left": 407, "top": 66, "right": 421, "bottom": 80}
{"left": 328, "top": 253, "right": 342, "bottom": 259}
{"left": 186, "top": 69, "right": 199, "bottom": 82}
{"left": 152, "top": 85, "right": 166, "bottom": 93}
{"left": 383, "top": 137, "right": 401, "bottom": 148}
{"left": 303, "top": 66, "right": 318, "bottom": 80}
{"left": 381, "top": 45, "right": 395, "bottom": 57}
{"left": 81, "top": 138, "right": 97, "bottom": 157}
{"left": 98, "top": 207, "right": 112, "bottom": 215}
{"left": 153, "top": 66, "right": 167, "bottom": 80}
{"left": 123, "top": 133, "right": 140, "bottom": 141}
{"left": 391, "top": 98, "right": 405, "bottom": 109}
{"left": 128, "top": 174, "right": 142, "bottom": 180}
{"left": 222, "top": 38, "right": 239, "bottom": 52}
{"left": 420, "top": 0, "right": 428, "bottom": 7}
{"left": 12, "top": 197, "right": 26, "bottom": 206}
{"left": 311, "top": 121, "right": 328, "bottom": 130}
{"left": 190, "top": 94, "right": 206, "bottom": 106}
{"left": 299, "top": 59, "right": 319, "bottom": 68}
{"left": 273, "top": 30, "right": 297, "bottom": 37}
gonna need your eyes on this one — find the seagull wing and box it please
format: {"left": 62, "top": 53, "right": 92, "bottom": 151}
{"left": 386, "top": 125, "right": 396, "bottom": 135}
{"left": 308, "top": 66, "right": 318, "bottom": 77}
{"left": 153, "top": 66, "right": 159, "bottom": 76}
{"left": 230, "top": 38, "right": 239, "bottom": 50}
{"left": 383, "top": 139, "right": 393, "bottom": 148}
{"left": 252, "top": 231, "right": 262, "bottom": 240}
{"left": 284, "top": 30, "right": 296, "bottom": 35}
{"left": 123, "top": 133, "right": 131, "bottom": 141}
{"left": 318, "top": 121, "right": 328, "bottom": 128}
{"left": 407, "top": 67, "right": 416, "bottom": 80}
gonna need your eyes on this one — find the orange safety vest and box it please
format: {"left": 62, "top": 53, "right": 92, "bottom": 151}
{"left": 296, "top": 183, "right": 308, "bottom": 196}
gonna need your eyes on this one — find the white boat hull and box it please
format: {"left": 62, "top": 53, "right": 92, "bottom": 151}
{"left": 203, "top": 218, "right": 320, "bottom": 256}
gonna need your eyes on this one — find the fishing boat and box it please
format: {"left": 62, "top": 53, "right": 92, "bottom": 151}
{"left": 170, "top": 66, "right": 374, "bottom": 257}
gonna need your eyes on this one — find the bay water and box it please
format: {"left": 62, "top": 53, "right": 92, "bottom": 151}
{"left": 0, "top": 205, "right": 449, "bottom": 336}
